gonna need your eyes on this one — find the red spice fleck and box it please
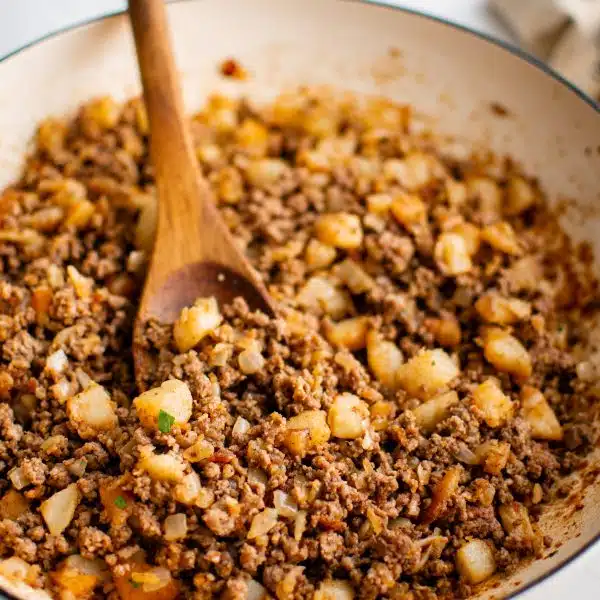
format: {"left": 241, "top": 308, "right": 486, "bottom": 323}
{"left": 220, "top": 58, "right": 247, "bottom": 80}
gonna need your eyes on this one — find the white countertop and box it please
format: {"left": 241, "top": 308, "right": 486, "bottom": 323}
{"left": 0, "top": 1, "right": 598, "bottom": 598}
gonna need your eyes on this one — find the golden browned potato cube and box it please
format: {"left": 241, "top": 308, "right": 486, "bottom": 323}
{"left": 505, "top": 176, "right": 535, "bottom": 216}
{"left": 40, "top": 484, "right": 80, "bottom": 536}
{"left": 246, "top": 158, "right": 288, "bottom": 188}
{"left": 305, "top": 239, "right": 337, "bottom": 271}
{"left": 450, "top": 222, "right": 481, "bottom": 256}
{"left": 476, "top": 440, "right": 511, "bottom": 475}
{"left": 134, "top": 195, "right": 157, "bottom": 252}
{"left": 481, "top": 221, "right": 522, "bottom": 255}
{"left": 520, "top": 386, "right": 563, "bottom": 441}
{"left": 467, "top": 176, "right": 501, "bottom": 215}
{"left": 424, "top": 316, "right": 462, "bottom": 348}
{"left": 67, "top": 265, "right": 93, "bottom": 299}
{"left": 366, "top": 330, "right": 404, "bottom": 389}
{"left": 333, "top": 259, "right": 375, "bottom": 294}
{"left": 475, "top": 293, "right": 531, "bottom": 325}
{"left": 235, "top": 119, "right": 269, "bottom": 157}
{"left": 284, "top": 410, "right": 331, "bottom": 457}
{"left": 238, "top": 349, "right": 266, "bottom": 375}
{"left": 411, "top": 391, "right": 459, "bottom": 434}
{"left": 384, "top": 152, "right": 434, "bottom": 191}
{"left": 366, "top": 193, "right": 393, "bottom": 215}
{"left": 397, "top": 349, "right": 459, "bottom": 399}
{"left": 445, "top": 179, "right": 467, "bottom": 207}
{"left": 434, "top": 233, "right": 472, "bottom": 276}
{"left": 0, "top": 490, "right": 29, "bottom": 521}
{"left": 315, "top": 213, "right": 363, "bottom": 250}
{"left": 327, "top": 393, "right": 370, "bottom": 439}
{"left": 314, "top": 580, "right": 355, "bottom": 600}
{"left": 137, "top": 450, "right": 186, "bottom": 483}
{"left": 173, "top": 297, "right": 222, "bottom": 353}
{"left": 296, "top": 276, "right": 353, "bottom": 319}
{"left": 67, "top": 383, "right": 118, "bottom": 439}
{"left": 390, "top": 193, "right": 427, "bottom": 228}
{"left": 455, "top": 539, "right": 496, "bottom": 585}
{"left": 369, "top": 401, "right": 395, "bottom": 431}
{"left": 84, "top": 97, "right": 120, "bottom": 130}
{"left": 472, "top": 379, "right": 514, "bottom": 428}
{"left": 483, "top": 328, "right": 532, "bottom": 378}
{"left": 325, "top": 317, "right": 370, "bottom": 351}
{"left": 133, "top": 379, "right": 193, "bottom": 430}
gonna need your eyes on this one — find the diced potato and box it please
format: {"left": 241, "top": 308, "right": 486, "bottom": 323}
{"left": 248, "top": 508, "right": 279, "bottom": 539}
{"left": 397, "top": 349, "right": 459, "bottom": 399}
{"left": 455, "top": 539, "right": 496, "bottom": 585}
{"left": 40, "top": 484, "right": 80, "bottom": 536}
{"left": 173, "top": 472, "right": 214, "bottom": 508}
{"left": 369, "top": 401, "right": 395, "bottom": 431}
{"left": 450, "top": 222, "right": 481, "bottom": 256}
{"left": 315, "top": 213, "right": 363, "bottom": 250}
{"left": 45, "top": 349, "right": 68, "bottom": 378}
{"left": 67, "top": 265, "right": 93, "bottom": 299}
{"left": 235, "top": 119, "right": 269, "bottom": 157}
{"left": 0, "top": 490, "right": 30, "bottom": 520}
{"left": 137, "top": 451, "right": 186, "bottom": 483}
{"left": 424, "top": 316, "right": 462, "bottom": 348}
{"left": 100, "top": 481, "right": 134, "bottom": 526}
{"left": 53, "top": 556, "right": 108, "bottom": 598}
{"left": 384, "top": 152, "right": 434, "bottom": 191}
{"left": 133, "top": 379, "right": 193, "bottom": 430}
{"left": 84, "top": 97, "right": 120, "bottom": 129}
{"left": 476, "top": 441, "right": 511, "bottom": 475}
{"left": 434, "top": 233, "right": 472, "bottom": 276}
{"left": 314, "top": 579, "right": 355, "bottom": 600}
{"left": 475, "top": 293, "right": 531, "bottom": 325}
{"left": 67, "top": 383, "right": 118, "bottom": 439}
{"left": 327, "top": 393, "right": 370, "bottom": 439}
{"left": 422, "top": 466, "right": 461, "bottom": 524}
{"left": 467, "top": 177, "right": 501, "bottom": 215}
{"left": 472, "top": 379, "right": 514, "bottom": 428}
{"left": 520, "top": 386, "right": 563, "bottom": 441}
{"left": 65, "top": 199, "right": 95, "bottom": 230}
{"left": 505, "top": 177, "right": 535, "bottom": 216}
{"left": 483, "top": 328, "right": 532, "bottom": 378}
{"left": 246, "top": 159, "right": 288, "bottom": 188}
{"left": 445, "top": 179, "right": 467, "bottom": 207}
{"left": 498, "top": 502, "right": 534, "bottom": 540}
{"left": 284, "top": 410, "right": 331, "bottom": 457}
{"left": 296, "top": 276, "right": 353, "bottom": 319}
{"left": 390, "top": 192, "right": 427, "bottom": 228}
{"left": 333, "top": 259, "right": 375, "bottom": 294}
{"left": 246, "top": 580, "right": 269, "bottom": 600}
{"left": 325, "top": 317, "right": 370, "bottom": 351}
{"left": 183, "top": 439, "right": 214, "bottom": 463}
{"left": 411, "top": 391, "right": 459, "bottom": 434}
{"left": 173, "top": 297, "right": 222, "bottom": 353}
{"left": 305, "top": 239, "right": 337, "bottom": 271}
{"left": 216, "top": 166, "right": 244, "bottom": 204}
{"left": 366, "top": 193, "right": 393, "bottom": 215}
{"left": 481, "top": 221, "right": 522, "bottom": 255}
{"left": 366, "top": 330, "right": 403, "bottom": 389}
{"left": 113, "top": 558, "right": 179, "bottom": 600}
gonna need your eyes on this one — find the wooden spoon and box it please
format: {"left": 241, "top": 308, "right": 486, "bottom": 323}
{"left": 128, "top": 0, "right": 275, "bottom": 384}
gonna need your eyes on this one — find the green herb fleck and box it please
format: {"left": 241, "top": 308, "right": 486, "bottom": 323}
{"left": 114, "top": 495, "right": 127, "bottom": 509}
{"left": 557, "top": 325, "right": 565, "bottom": 332}
{"left": 158, "top": 409, "right": 175, "bottom": 433}
{"left": 129, "top": 579, "right": 141, "bottom": 589}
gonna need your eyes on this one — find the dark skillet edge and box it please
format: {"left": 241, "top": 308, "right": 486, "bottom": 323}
{"left": 0, "top": 1, "right": 598, "bottom": 599}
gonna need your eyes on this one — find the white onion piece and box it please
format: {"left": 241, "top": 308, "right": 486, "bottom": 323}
{"left": 164, "top": 513, "right": 188, "bottom": 541}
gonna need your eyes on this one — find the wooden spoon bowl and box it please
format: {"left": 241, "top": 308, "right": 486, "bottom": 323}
{"left": 128, "top": 0, "right": 275, "bottom": 387}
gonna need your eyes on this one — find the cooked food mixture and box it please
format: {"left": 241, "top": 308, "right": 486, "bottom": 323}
{"left": 0, "top": 89, "right": 599, "bottom": 600}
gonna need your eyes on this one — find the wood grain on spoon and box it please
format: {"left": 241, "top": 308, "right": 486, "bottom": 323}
{"left": 128, "top": 0, "right": 275, "bottom": 380}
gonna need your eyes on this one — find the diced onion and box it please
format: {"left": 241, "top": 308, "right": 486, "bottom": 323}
{"left": 273, "top": 490, "right": 298, "bottom": 518}
{"left": 248, "top": 508, "right": 279, "bottom": 539}
{"left": 164, "top": 513, "right": 188, "bottom": 541}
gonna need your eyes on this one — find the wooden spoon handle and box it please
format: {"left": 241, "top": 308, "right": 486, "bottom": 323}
{"left": 129, "top": 0, "right": 206, "bottom": 266}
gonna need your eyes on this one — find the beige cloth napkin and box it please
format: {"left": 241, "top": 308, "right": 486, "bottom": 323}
{"left": 489, "top": 0, "right": 600, "bottom": 99}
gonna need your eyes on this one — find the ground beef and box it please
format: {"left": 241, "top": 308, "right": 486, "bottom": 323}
{"left": 0, "top": 89, "right": 599, "bottom": 600}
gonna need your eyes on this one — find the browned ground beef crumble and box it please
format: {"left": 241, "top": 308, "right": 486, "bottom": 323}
{"left": 0, "top": 89, "right": 599, "bottom": 600}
